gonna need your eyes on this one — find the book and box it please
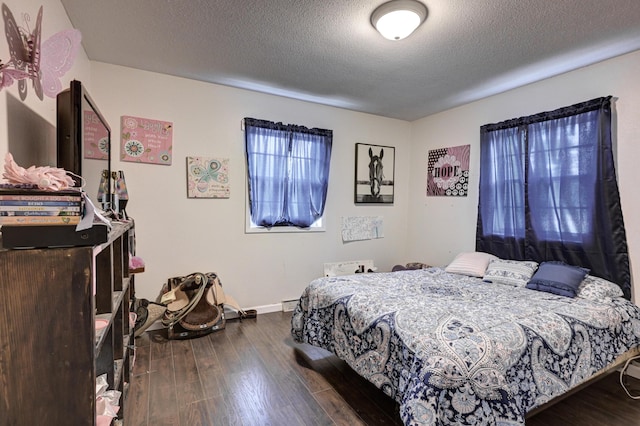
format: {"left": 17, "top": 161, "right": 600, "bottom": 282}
{"left": 1, "top": 211, "right": 81, "bottom": 216}
{"left": 0, "top": 194, "right": 82, "bottom": 202}
{"left": 0, "top": 200, "right": 82, "bottom": 207}
{"left": 0, "top": 191, "right": 84, "bottom": 222}
{"left": 0, "top": 215, "right": 81, "bottom": 226}
{"left": 0, "top": 188, "right": 83, "bottom": 197}
{"left": 0, "top": 206, "right": 82, "bottom": 213}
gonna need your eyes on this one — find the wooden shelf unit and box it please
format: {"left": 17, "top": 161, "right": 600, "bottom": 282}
{"left": 0, "top": 221, "right": 135, "bottom": 425}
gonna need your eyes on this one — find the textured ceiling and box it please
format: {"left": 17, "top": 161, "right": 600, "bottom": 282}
{"left": 59, "top": 0, "right": 640, "bottom": 121}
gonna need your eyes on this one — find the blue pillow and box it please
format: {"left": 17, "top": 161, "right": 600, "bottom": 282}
{"left": 526, "top": 261, "right": 589, "bottom": 297}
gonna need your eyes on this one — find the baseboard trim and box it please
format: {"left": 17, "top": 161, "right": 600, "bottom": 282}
{"left": 143, "top": 303, "right": 283, "bottom": 332}
{"left": 252, "top": 303, "right": 283, "bottom": 314}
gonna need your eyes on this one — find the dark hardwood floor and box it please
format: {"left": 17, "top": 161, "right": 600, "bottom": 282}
{"left": 125, "top": 311, "right": 640, "bottom": 425}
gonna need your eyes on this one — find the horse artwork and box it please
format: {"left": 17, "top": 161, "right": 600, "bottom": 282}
{"left": 355, "top": 143, "right": 395, "bottom": 204}
{"left": 368, "top": 147, "right": 384, "bottom": 198}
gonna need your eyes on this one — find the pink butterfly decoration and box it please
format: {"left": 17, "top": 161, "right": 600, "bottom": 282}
{"left": 1, "top": 3, "right": 81, "bottom": 100}
{"left": 0, "top": 65, "right": 29, "bottom": 88}
{"left": 40, "top": 29, "right": 82, "bottom": 97}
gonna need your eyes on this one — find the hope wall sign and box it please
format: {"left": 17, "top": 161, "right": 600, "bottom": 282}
{"left": 426, "top": 145, "right": 470, "bottom": 197}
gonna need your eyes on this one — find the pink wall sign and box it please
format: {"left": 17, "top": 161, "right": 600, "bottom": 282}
{"left": 84, "top": 110, "right": 109, "bottom": 160}
{"left": 120, "top": 115, "right": 173, "bottom": 165}
{"left": 426, "top": 144, "right": 470, "bottom": 196}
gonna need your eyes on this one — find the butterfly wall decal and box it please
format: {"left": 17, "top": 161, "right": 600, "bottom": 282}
{"left": 0, "top": 3, "right": 81, "bottom": 100}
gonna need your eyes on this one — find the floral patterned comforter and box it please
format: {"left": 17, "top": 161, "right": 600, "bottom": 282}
{"left": 291, "top": 268, "right": 640, "bottom": 425}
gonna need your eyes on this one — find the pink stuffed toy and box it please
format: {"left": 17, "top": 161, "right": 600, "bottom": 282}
{"left": 2, "top": 152, "right": 75, "bottom": 190}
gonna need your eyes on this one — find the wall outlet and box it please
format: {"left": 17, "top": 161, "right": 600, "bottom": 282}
{"left": 281, "top": 299, "right": 298, "bottom": 312}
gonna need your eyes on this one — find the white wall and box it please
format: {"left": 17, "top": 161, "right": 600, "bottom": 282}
{"left": 0, "top": 0, "right": 90, "bottom": 164}
{"left": 88, "top": 62, "right": 412, "bottom": 307}
{"left": 407, "top": 50, "right": 640, "bottom": 299}
{"left": 3, "top": 0, "right": 639, "bottom": 307}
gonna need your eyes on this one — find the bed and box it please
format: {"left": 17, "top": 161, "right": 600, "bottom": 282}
{"left": 291, "top": 258, "right": 640, "bottom": 425}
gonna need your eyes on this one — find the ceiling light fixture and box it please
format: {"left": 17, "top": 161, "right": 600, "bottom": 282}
{"left": 371, "top": 0, "right": 428, "bottom": 41}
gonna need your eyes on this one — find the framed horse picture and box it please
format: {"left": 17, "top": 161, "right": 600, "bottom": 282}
{"left": 354, "top": 143, "right": 395, "bottom": 204}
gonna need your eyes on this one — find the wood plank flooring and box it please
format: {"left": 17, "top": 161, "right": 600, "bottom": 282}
{"left": 125, "top": 311, "right": 640, "bottom": 425}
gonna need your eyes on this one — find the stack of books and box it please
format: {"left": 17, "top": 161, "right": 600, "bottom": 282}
{"left": 0, "top": 189, "right": 83, "bottom": 226}
{"left": 0, "top": 187, "right": 110, "bottom": 249}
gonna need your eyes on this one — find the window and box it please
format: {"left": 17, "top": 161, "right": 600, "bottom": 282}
{"left": 527, "top": 115, "right": 597, "bottom": 242}
{"left": 244, "top": 118, "right": 332, "bottom": 230}
{"left": 478, "top": 125, "right": 526, "bottom": 240}
{"left": 476, "top": 97, "right": 631, "bottom": 298}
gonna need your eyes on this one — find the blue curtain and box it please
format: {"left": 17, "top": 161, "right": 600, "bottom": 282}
{"left": 477, "top": 125, "right": 527, "bottom": 258}
{"left": 476, "top": 97, "right": 631, "bottom": 298}
{"left": 244, "top": 118, "right": 332, "bottom": 228}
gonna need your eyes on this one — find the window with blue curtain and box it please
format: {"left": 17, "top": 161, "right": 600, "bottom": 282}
{"left": 476, "top": 97, "right": 631, "bottom": 298}
{"left": 244, "top": 118, "right": 332, "bottom": 229}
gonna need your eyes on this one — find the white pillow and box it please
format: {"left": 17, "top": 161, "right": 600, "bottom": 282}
{"left": 576, "top": 274, "right": 623, "bottom": 301}
{"left": 445, "top": 252, "right": 498, "bottom": 277}
{"left": 483, "top": 259, "right": 539, "bottom": 287}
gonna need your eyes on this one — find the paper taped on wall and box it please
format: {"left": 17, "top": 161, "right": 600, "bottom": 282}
{"left": 341, "top": 216, "right": 383, "bottom": 242}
